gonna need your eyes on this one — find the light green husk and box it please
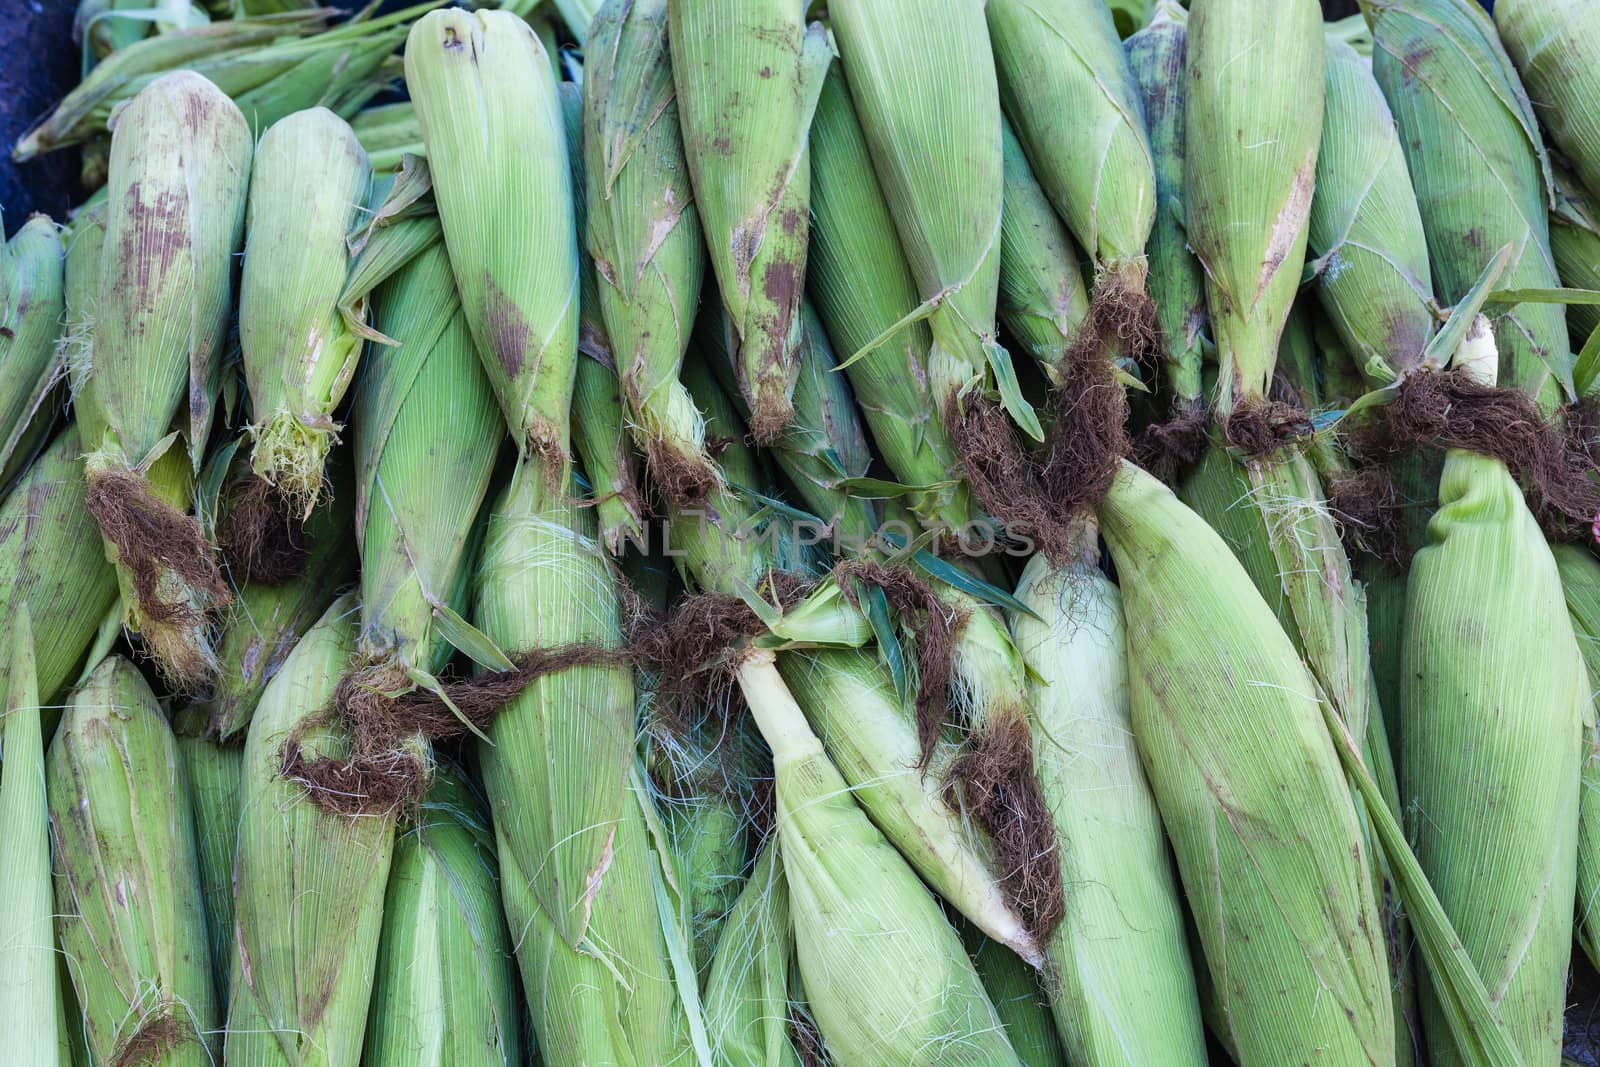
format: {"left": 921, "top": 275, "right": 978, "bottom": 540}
{"left": 84, "top": 70, "right": 250, "bottom": 685}
{"left": 963, "top": 930, "right": 1065, "bottom": 1067}
{"left": 1548, "top": 169, "right": 1600, "bottom": 357}
{"left": 1402, "top": 352, "right": 1586, "bottom": 1064}
{"left": 1010, "top": 551, "right": 1207, "bottom": 1065}
{"left": 353, "top": 241, "right": 504, "bottom": 675}
{"left": 1185, "top": 0, "right": 1325, "bottom": 412}
{"left": 739, "top": 650, "right": 1024, "bottom": 1066}
{"left": 987, "top": 0, "right": 1156, "bottom": 291}
{"left": 1364, "top": 0, "right": 1570, "bottom": 406}
{"left": 405, "top": 8, "right": 579, "bottom": 458}
{"left": 1495, "top": 0, "right": 1600, "bottom": 210}
{"left": 806, "top": 62, "right": 972, "bottom": 531}
{"left": 827, "top": 0, "right": 1029, "bottom": 437}
{"left": 0, "top": 426, "right": 118, "bottom": 706}
{"left": 1125, "top": 0, "right": 1207, "bottom": 404}
{"left": 1309, "top": 36, "right": 1435, "bottom": 386}
{"left": 239, "top": 106, "right": 371, "bottom": 515}
{"left": 1555, "top": 544, "right": 1600, "bottom": 973}
{"left": 174, "top": 733, "right": 242, "bottom": 1011}
{"left": 50, "top": 656, "right": 218, "bottom": 1065}
{"left": 586, "top": 0, "right": 714, "bottom": 503}
{"left": 225, "top": 595, "right": 396, "bottom": 1066}
{"left": 350, "top": 101, "right": 423, "bottom": 174}
{"left": 0, "top": 215, "right": 65, "bottom": 482}
{"left": 1098, "top": 461, "right": 1393, "bottom": 1064}
{"left": 996, "top": 115, "right": 1090, "bottom": 383}
{"left": 365, "top": 769, "right": 523, "bottom": 1065}
{"left": 0, "top": 610, "right": 62, "bottom": 1066}
{"left": 705, "top": 839, "right": 802, "bottom": 1067}
{"left": 668, "top": 0, "right": 829, "bottom": 442}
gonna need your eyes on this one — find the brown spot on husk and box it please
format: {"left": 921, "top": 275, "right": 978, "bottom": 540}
{"left": 948, "top": 715, "right": 1064, "bottom": 942}
{"left": 832, "top": 560, "right": 969, "bottom": 771}
{"left": 1376, "top": 368, "right": 1600, "bottom": 543}
{"left": 947, "top": 396, "right": 1076, "bottom": 565}
{"left": 1221, "top": 397, "right": 1312, "bottom": 457}
{"left": 483, "top": 275, "right": 529, "bottom": 378}
{"left": 1327, "top": 465, "right": 1412, "bottom": 565}
{"left": 217, "top": 475, "right": 308, "bottom": 585}
{"left": 111, "top": 1012, "right": 187, "bottom": 1067}
{"left": 1132, "top": 396, "right": 1209, "bottom": 484}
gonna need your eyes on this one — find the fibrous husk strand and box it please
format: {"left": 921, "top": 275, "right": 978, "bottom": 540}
{"left": 1132, "top": 396, "right": 1209, "bottom": 484}
{"left": 1220, "top": 397, "right": 1312, "bottom": 457}
{"left": 832, "top": 560, "right": 969, "bottom": 771}
{"left": 948, "top": 714, "right": 1065, "bottom": 942}
{"left": 218, "top": 474, "right": 309, "bottom": 586}
{"left": 1326, "top": 465, "right": 1412, "bottom": 565}
{"left": 1087, "top": 266, "right": 1161, "bottom": 370}
{"left": 644, "top": 436, "right": 719, "bottom": 510}
{"left": 948, "top": 396, "right": 1075, "bottom": 565}
{"left": 110, "top": 1012, "right": 187, "bottom": 1067}
{"left": 1040, "top": 324, "right": 1132, "bottom": 516}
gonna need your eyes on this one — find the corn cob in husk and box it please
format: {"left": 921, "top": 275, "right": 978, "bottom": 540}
{"left": 365, "top": 769, "right": 523, "bottom": 1066}
{"left": 1098, "top": 461, "right": 1394, "bottom": 1065}
{"left": 1009, "top": 549, "right": 1207, "bottom": 1066}
{"left": 1549, "top": 169, "right": 1600, "bottom": 358}
{"left": 1399, "top": 324, "right": 1585, "bottom": 1065}
{"left": 997, "top": 115, "right": 1090, "bottom": 384}
{"left": 739, "top": 650, "right": 1025, "bottom": 1066}
{"left": 1125, "top": 0, "right": 1208, "bottom": 409}
{"left": 49, "top": 656, "right": 218, "bottom": 1065}
{"left": 1310, "top": 36, "right": 1434, "bottom": 387}
{"left": 805, "top": 62, "right": 971, "bottom": 531}
{"left": 226, "top": 596, "right": 395, "bottom": 1066}
{"left": 16, "top": 8, "right": 407, "bottom": 163}
{"left": 0, "top": 611, "right": 62, "bottom": 1066}
{"left": 704, "top": 838, "right": 802, "bottom": 1067}
{"left": 238, "top": 106, "right": 371, "bottom": 515}
{"left": 82, "top": 70, "right": 250, "bottom": 686}
{"left": 987, "top": 0, "right": 1156, "bottom": 305}
{"left": 1496, "top": 0, "right": 1600, "bottom": 209}
{"left": 585, "top": 0, "right": 714, "bottom": 505}
{"left": 964, "top": 931, "right": 1065, "bottom": 1067}
{"left": 174, "top": 733, "right": 242, "bottom": 1011}
{"left": 0, "top": 426, "right": 118, "bottom": 707}
{"left": 405, "top": 9, "right": 578, "bottom": 459}
{"left": 668, "top": 0, "right": 829, "bottom": 442}
{"left": 0, "top": 214, "right": 65, "bottom": 484}
{"left": 1554, "top": 544, "right": 1600, "bottom": 973}
{"left": 1365, "top": 0, "right": 1570, "bottom": 407}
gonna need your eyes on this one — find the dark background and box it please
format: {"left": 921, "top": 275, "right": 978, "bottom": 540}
{"left": 0, "top": 0, "right": 1495, "bottom": 234}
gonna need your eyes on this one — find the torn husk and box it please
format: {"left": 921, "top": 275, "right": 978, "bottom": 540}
{"left": 239, "top": 106, "right": 371, "bottom": 517}
{"left": 405, "top": 9, "right": 579, "bottom": 459}
{"left": 668, "top": 0, "right": 829, "bottom": 442}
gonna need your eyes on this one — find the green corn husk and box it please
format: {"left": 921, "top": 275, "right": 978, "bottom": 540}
{"left": 1549, "top": 169, "right": 1600, "bottom": 357}
{"left": 997, "top": 115, "right": 1090, "bottom": 383}
{"left": 50, "top": 656, "right": 217, "bottom": 1065}
{"left": 350, "top": 101, "right": 423, "bottom": 174}
{"left": 558, "top": 78, "right": 648, "bottom": 555}
{"left": 62, "top": 199, "right": 106, "bottom": 449}
{"left": 827, "top": 0, "right": 1025, "bottom": 436}
{"left": 1496, "top": 0, "right": 1600, "bottom": 211}
{"left": 0, "top": 610, "right": 63, "bottom": 1065}
{"left": 16, "top": 8, "right": 409, "bottom": 163}
{"left": 987, "top": 0, "right": 1155, "bottom": 293}
{"left": 174, "top": 733, "right": 242, "bottom": 1011}
{"left": 1554, "top": 545, "right": 1600, "bottom": 971}
{"left": 405, "top": 8, "right": 578, "bottom": 459}
{"left": 365, "top": 769, "right": 522, "bottom": 1065}
{"left": 239, "top": 107, "right": 371, "bottom": 514}
{"left": 84, "top": 70, "right": 250, "bottom": 686}
{"left": 586, "top": 0, "right": 715, "bottom": 504}
{"left": 354, "top": 241, "right": 504, "bottom": 676}
{"left": 225, "top": 596, "right": 396, "bottom": 1066}
{"left": 1125, "top": 0, "right": 1207, "bottom": 405}
{"left": 668, "top": 0, "right": 829, "bottom": 442}
{"left": 705, "top": 839, "right": 801, "bottom": 1067}
{"left": 1185, "top": 0, "right": 1324, "bottom": 412}
{"left": 1009, "top": 549, "right": 1207, "bottom": 1065}
{"left": 1365, "top": 0, "right": 1570, "bottom": 406}
{"left": 0, "top": 426, "right": 118, "bottom": 707}
{"left": 1098, "top": 461, "right": 1394, "bottom": 1064}
{"left": 1310, "top": 36, "right": 1434, "bottom": 387}
{"left": 963, "top": 930, "right": 1065, "bottom": 1067}
{"left": 1401, "top": 337, "right": 1585, "bottom": 1066}
{"left": 738, "top": 650, "right": 1024, "bottom": 1066}
{"left": 0, "top": 215, "right": 66, "bottom": 482}
{"left": 682, "top": 352, "right": 767, "bottom": 493}
{"left": 806, "top": 63, "right": 971, "bottom": 531}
